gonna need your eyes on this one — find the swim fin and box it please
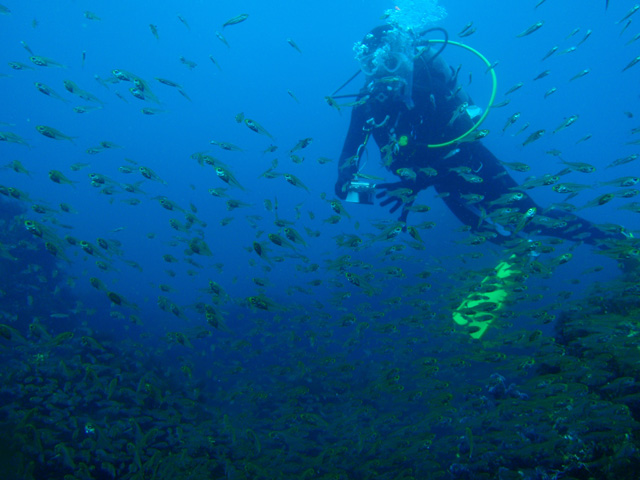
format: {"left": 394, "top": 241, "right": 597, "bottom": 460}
{"left": 452, "top": 255, "right": 520, "bottom": 339}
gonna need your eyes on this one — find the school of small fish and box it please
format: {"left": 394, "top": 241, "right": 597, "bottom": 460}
{"left": 1, "top": 2, "right": 640, "bottom": 479}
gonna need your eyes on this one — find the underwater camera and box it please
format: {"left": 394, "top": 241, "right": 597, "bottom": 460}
{"left": 346, "top": 180, "right": 376, "bottom": 204}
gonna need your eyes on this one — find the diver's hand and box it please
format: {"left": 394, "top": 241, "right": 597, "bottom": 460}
{"left": 397, "top": 203, "right": 411, "bottom": 224}
{"left": 375, "top": 181, "right": 416, "bottom": 220}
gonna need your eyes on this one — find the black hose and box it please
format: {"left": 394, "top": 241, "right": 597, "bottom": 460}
{"left": 416, "top": 27, "right": 449, "bottom": 63}
{"left": 330, "top": 70, "right": 362, "bottom": 96}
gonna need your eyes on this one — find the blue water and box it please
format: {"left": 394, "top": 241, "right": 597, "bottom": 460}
{"left": 1, "top": 1, "right": 640, "bottom": 479}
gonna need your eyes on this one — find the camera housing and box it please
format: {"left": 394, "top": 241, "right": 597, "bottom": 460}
{"left": 345, "top": 180, "right": 376, "bottom": 204}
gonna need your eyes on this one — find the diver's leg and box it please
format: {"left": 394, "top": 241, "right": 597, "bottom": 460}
{"left": 435, "top": 143, "right": 611, "bottom": 245}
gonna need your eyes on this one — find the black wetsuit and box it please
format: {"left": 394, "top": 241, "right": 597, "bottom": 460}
{"left": 335, "top": 46, "right": 611, "bottom": 246}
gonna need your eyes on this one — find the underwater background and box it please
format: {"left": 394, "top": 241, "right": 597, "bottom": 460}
{"left": 1, "top": 0, "right": 640, "bottom": 478}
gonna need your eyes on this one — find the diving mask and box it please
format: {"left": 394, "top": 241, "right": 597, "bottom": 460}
{"left": 354, "top": 26, "right": 416, "bottom": 109}
{"left": 359, "top": 50, "right": 411, "bottom": 76}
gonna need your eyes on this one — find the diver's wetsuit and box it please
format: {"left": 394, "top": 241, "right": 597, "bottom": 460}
{"left": 335, "top": 44, "right": 611, "bottom": 247}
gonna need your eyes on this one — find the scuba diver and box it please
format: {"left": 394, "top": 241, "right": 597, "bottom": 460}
{"left": 334, "top": 24, "right": 617, "bottom": 246}
{"left": 333, "top": 24, "right": 638, "bottom": 339}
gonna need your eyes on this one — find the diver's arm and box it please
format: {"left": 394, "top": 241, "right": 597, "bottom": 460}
{"left": 335, "top": 105, "right": 370, "bottom": 199}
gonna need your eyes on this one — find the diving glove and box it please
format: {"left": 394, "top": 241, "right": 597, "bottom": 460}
{"left": 375, "top": 181, "right": 416, "bottom": 222}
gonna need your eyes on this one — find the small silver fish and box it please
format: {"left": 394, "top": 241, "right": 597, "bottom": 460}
{"left": 517, "top": 21, "right": 544, "bottom": 37}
